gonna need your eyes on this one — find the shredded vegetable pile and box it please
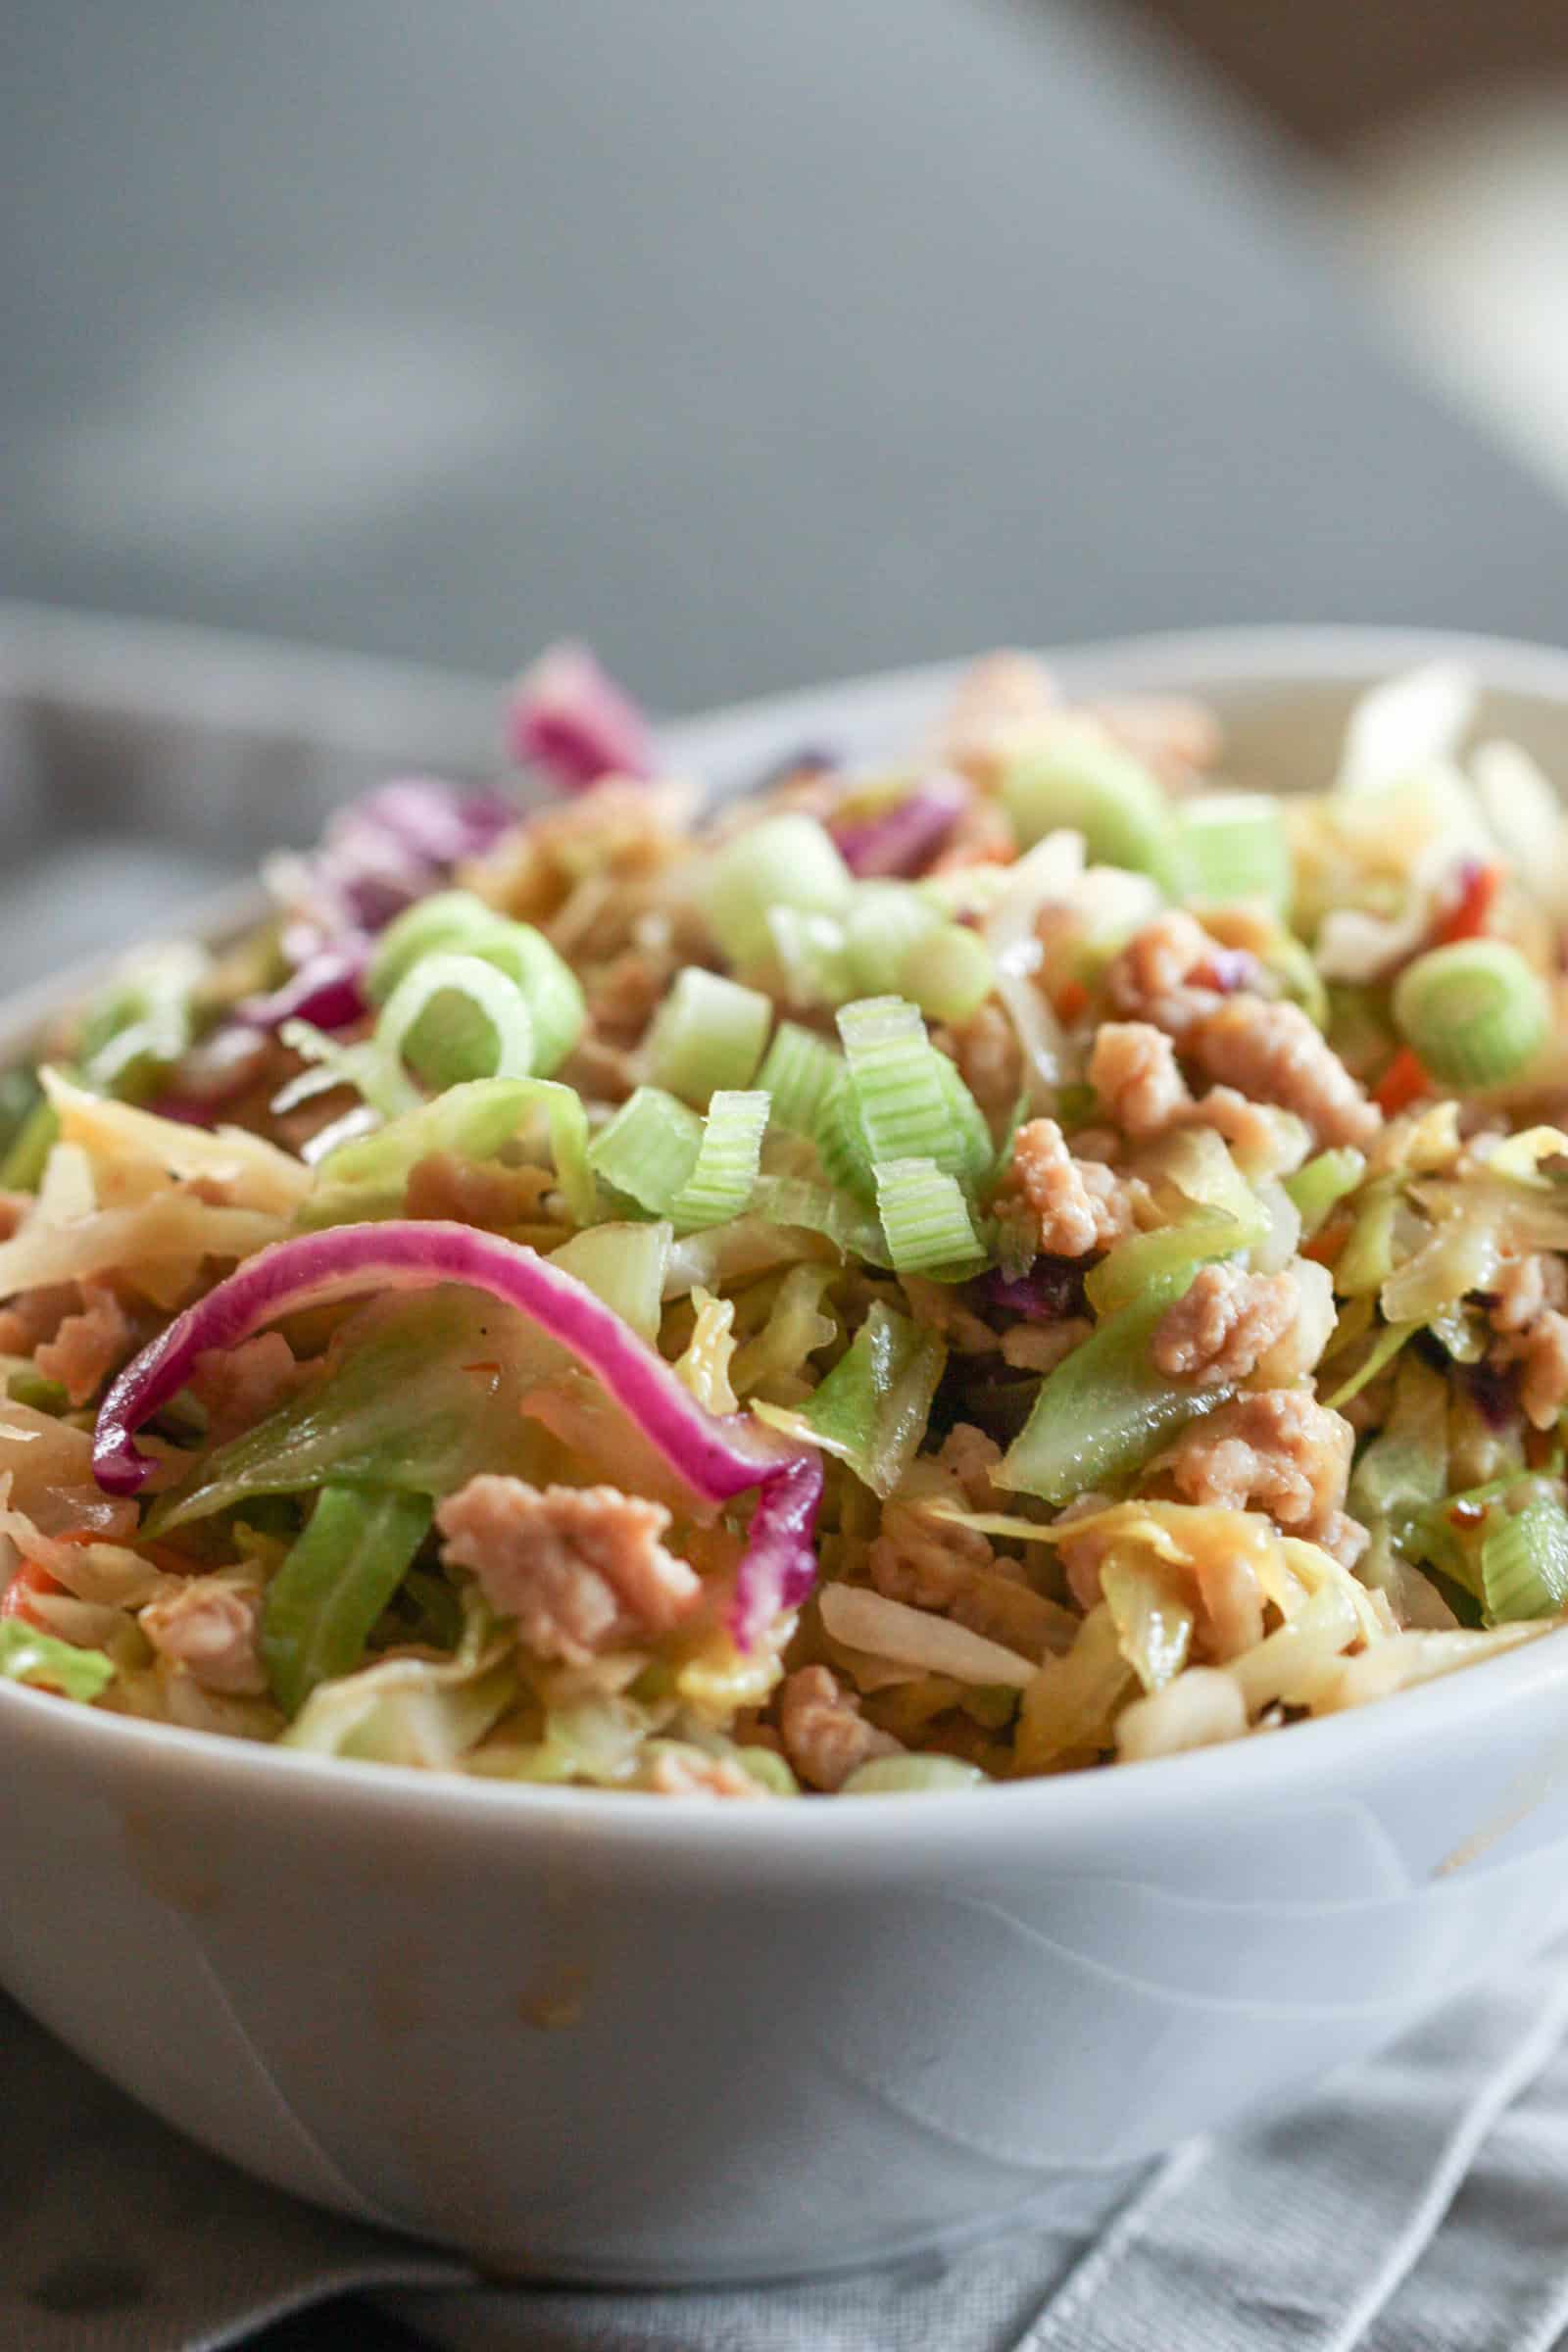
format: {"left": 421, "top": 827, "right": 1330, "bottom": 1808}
{"left": 3, "top": 646, "right": 1568, "bottom": 1795}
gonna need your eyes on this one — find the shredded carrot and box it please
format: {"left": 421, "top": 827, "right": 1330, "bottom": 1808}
{"left": 1, "top": 1561, "right": 63, "bottom": 1626}
{"left": 1373, "top": 1046, "right": 1431, "bottom": 1118}
{"left": 1054, "top": 978, "right": 1091, "bottom": 1023}
{"left": 1434, "top": 860, "right": 1502, "bottom": 947}
{"left": 1302, "top": 1219, "right": 1348, "bottom": 1266}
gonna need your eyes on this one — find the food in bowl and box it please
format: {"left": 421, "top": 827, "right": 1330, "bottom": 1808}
{"left": 1, "top": 645, "right": 1566, "bottom": 1796}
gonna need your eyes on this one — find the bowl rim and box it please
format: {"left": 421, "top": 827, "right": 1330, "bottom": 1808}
{"left": 10, "top": 616, "right": 1568, "bottom": 1850}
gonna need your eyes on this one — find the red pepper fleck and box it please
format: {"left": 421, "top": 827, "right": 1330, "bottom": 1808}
{"left": 1434, "top": 859, "right": 1502, "bottom": 947}
{"left": 1054, "top": 978, "right": 1091, "bottom": 1023}
{"left": 1449, "top": 1499, "right": 1489, "bottom": 1529}
{"left": 1373, "top": 1046, "right": 1431, "bottom": 1118}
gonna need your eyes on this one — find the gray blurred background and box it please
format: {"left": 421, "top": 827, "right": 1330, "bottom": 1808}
{"left": 7, "top": 0, "right": 1568, "bottom": 990}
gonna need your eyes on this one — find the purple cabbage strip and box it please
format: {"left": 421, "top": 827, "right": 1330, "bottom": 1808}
{"left": 236, "top": 944, "right": 370, "bottom": 1036}
{"left": 979, "top": 1259, "right": 1089, "bottom": 1322}
{"left": 308, "top": 780, "right": 519, "bottom": 936}
{"left": 506, "top": 641, "right": 654, "bottom": 793}
{"left": 92, "top": 1222, "right": 820, "bottom": 1648}
{"left": 830, "top": 772, "right": 970, "bottom": 878}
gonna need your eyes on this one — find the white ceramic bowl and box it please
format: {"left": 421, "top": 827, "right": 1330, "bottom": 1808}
{"left": 9, "top": 627, "right": 1568, "bottom": 2287}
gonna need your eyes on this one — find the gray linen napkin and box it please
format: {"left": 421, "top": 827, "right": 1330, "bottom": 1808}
{"left": 8, "top": 1945, "right": 1568, "bottom": 2352}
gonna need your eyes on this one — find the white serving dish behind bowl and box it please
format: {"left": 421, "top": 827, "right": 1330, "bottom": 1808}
{"left": 5, "top": 626, "right": 1568, "bottom": 2286}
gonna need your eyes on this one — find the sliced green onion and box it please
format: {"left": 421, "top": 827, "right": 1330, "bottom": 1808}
{"left": 898, "top": 923, "right": 996, "bottom": 1024}
{"left": 1481, "top": 1492, "right": 1568, "bottom": 1623}
{"left": 262, "top": 1483, "right": 433, "bottom": 1717}
{"left": 756, "top": 1021, "right": 843, "bottom": 1135}
{"left": 1392, "top": 941, "right": 1549, "bottom": 1090}
{"left": 705, "top": 814, "right": 854, "bottom": 966}
{"left": 0, "top": 1618, "right": 116, "bottom": 1702}
{"left": 465, "top": 924, "right": 584, "bottom": 1077}
{"left": 997, "top": 1266, "right": 1224, "bottom": 1505}
{"left": 376, "top": 952, "right": 537, "bottom": 1094}
{"left": 842, "top": 883, "right": 943, "bottom": 996}
{"left": 1175, "top": 792, "right": 1291, "bottom": 911}
{"left": 367, "top": 890, "right": 501, "bottom": 999}
{"left": 1001, "top": 728, "right": 1176, "bottom": 879}
{"left": 368, "top": 893, "right": 584, "bottom": 1075}
{"left": 279, "top": 1018, "right": 420, "bottom": 1122}
{"left": 873, "top": 1156, "right": 987, "bottom": 1278}
{"left": 644, "top": 967, "right": 772, "bottom": 1105}
{"left": 1284, "top": 1146, "right": 1365, "bottom": 1237}
{"left": 589, "top": 1086, "right": 705, "bottom": 1212}
{"left": 667, "top": 1090, "right": 770, "bottom": 1230}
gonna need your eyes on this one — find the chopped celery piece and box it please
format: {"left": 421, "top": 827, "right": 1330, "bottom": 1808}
{"left": 842, "top": 1755, "right": 987, "bottom": 1794}
{"left": 589, "top": 1087, "right": 705, "bottom": 1212}
{"left": 997, "top": 1266, "right": 1223, "bottom": 1505}
{"left": 1175, "top": 792, "right": 1291, "bottom": 910}
{"left": 705, "top": 814, "right": 854, "bottom": 966}
{"left": 667, "top": 1090, "right": 770, "bottom": 1230}
{"left": 756, "top": 1021, "right": 843, "bottom": 1135}
{"left": 262, "top": 1483, "right": 433, "bottom": 1717}
{"left": 842, "top": 883, "right": 943, "bottom": 996}
{"left": 873, "top": 1157, "right": 987, "bottom": 1278}
{"left": 1481, "top": 1494, "right": 1568, "bottom": 1622}
{"left": 588, "top": 1086, "right": 767, "bottom": 1232}
{"left": 836, "top": 998, "right": 946, "bottom": 1162}
{"left": 0, "top": 1619, "right": 115, "bottom": 1701}
{"left": 376, "top": 951, "right": 536, "bottom": 1091}
{"left": 301, "top": 1074, "right": 596, "bottom": 1228}
{"left": 835, "top": 997, "right": 991, "bottom": 1187}
{"left": 899, "top": 923, "right": 996, "bottom": 1023}
{"left": 1001, "top": 728, "right": 1176, "bottom": 879}
{"left": 788, "top": 1299, "right": 945, "bottom": 1496}
{"left": 1393, "top": 941, "right": 1548, "bottom": 1090}
{"left": 1085, "top": 1215, "right": 1256, "bottom": 1319}
{"left": 645, "top": 968, "right": 772, "bottom": 1104}
{"left": 1284, "top": 1147, "right": 1365, "bottom": 1238}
